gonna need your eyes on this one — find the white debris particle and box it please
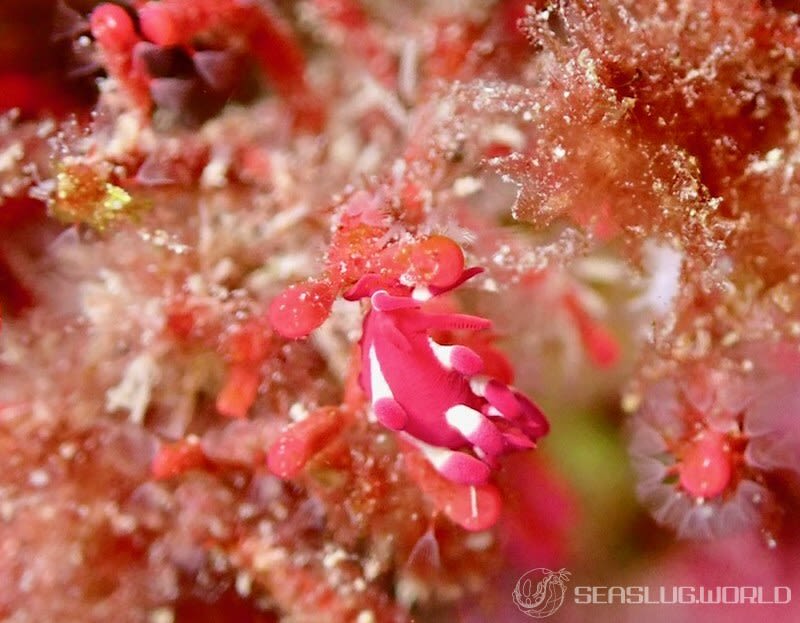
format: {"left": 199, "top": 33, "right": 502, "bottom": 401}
{"left": 747, "top": 147, "right": 784, "bottom": 174}
{"left": 356, "top": 611, "right": 376, "bottom": 623}
{"left": 487, "top": 123, "right": 525, "bottom": 150}
{"left": 235, "top": 571, "right": 253, "bottom": 597}
{"left": 322, "top": 548, "right": 349, "bottom": 569}
{"left": 481, "top": 277, "right": 498, "bottom": 292}
{"left": 200, "top": 153, "right": 231, "bottom": 188}
{"left": 28, "top": 469, "right": 50, "bottom": 488}
{"left": 59, "top": 441, "right": 78, "bottom": 460}
{"left": 210, "top": 257, "right": 237, "bottom": 283}
{"left": 252, "top": 548, "right": 287, "bottom": 571}
{"left": 398, "top": 39, "right": 418, "bottom": 102}
{"left": 81, "top": 269, "right": 126, "bottom": 325}
{"left": 0, "top": 141, "right": 23, "bottom": 172}
{"left": 621, "top": 392, "right": 642, "bottom": 413}
{"left": 630, "top": 239, "right": 684, "bottom": 316}
{"left": 362, "top": 557, "right": 382, "bottom": 581}
{"left": 106, "top": 353, "right": 160, "bottom": 424}
{"left": 396, "top": 577, "right": 430, "bottom": 608}
{"left": 289, "top": 402, "right": 309, "bottom": 422}
{"left": 110, "top": 512, "right": 137, "bottom": 535}
{"left": 452, "top": 175, "right": 484, "bottom": 197}
{"left": 1, "top": 501, "right": 15, "bottom": 522}
{"left": 148, "top": 607, "right": 175, "bottom": 623}
{"left": 19, "top": 569, "right": 35, "bottom": 593}
{"left": 105, "top": 112, "right": 142, "bottom": 159}
{"left": 261, "top": 203, "right": 310, "bottom": 238}
{"left": 553, "top": 145, "right": 566, "bottom": 160}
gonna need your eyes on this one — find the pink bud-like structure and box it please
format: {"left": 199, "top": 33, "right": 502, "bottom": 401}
{"left": 348, "top": 269, "right": 549, "bottom": 485}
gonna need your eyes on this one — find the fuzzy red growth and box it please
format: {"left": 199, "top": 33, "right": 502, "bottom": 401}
{"left": 267, "top": 406, "right": 348, "bottom": 478}
{"left": 151, "top": 438, "right": 207, "bottom": 479}
{"left": 677, "top": 431, "right": 733, "bottom": 500}
{"left": 402, "top": 443, "right": 502, "bottom": 532}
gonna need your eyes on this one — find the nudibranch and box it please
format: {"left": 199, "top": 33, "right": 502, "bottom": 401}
{"left": 345, "top": 267, "right": 549, "bottom": 485}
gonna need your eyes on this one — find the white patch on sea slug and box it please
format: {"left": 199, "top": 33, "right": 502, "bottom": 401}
{"left": 428, "top": 338, "right": 454, "bottom": 368}
{"left": 368, "top": 344, "right": 394, "bottom": 404}
{"left": 445, "top": 405, "right": 482, "bottom": 437}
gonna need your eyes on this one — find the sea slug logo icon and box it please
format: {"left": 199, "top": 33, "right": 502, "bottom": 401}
{"left": 512, "top": 568, "right": 571, "bottom": 618}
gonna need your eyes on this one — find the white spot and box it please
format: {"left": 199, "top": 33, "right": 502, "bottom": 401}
{"left": 0, "top": 142, "right": 23, "bottom": 172}
{"left": 29, "top": 469, "right": 50, "bottom": 488}
{"left": 235, "top": 572, "right": 253, "bottom": 597}
{"left": 411, "top": 286, "right": 432, "bottom": 301}
{"left": 445, "top": 405, "right": 482, "bottom": 437}
{"left": 288, "top": 402, "right": 309, "bottom": 422}
{"left": 148, "top": 608, "right": 174, "bottom": 623}
{"left": 428, "top": 339, "right": 454, "bottom": 369}
{"left": 415, "top": 440, "right": 451, "bottom": 470}
{"left": 469, "top": 375, "right": 489, "bottom": 397}
{"left": 470, "top": 485, "right": 478, "bottom": 518}
{"left": 369, "top": 346, "right": 394, "bottom": 404}
{"left": 487, "top": 123, "right": 525, "bottom": 150}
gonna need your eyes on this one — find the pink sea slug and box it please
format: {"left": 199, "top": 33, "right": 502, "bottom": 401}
{"left": 346, "top": 268, "right": 549, "bottom": 485}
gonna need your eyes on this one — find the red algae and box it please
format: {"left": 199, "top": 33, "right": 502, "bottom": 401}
{"left": 2, "top": 0, "right": 800, "bottom": 621}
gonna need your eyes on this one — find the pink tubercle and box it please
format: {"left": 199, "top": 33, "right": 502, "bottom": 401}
{"left": 269, "top": 281, "right": 334, "bottom": 339}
